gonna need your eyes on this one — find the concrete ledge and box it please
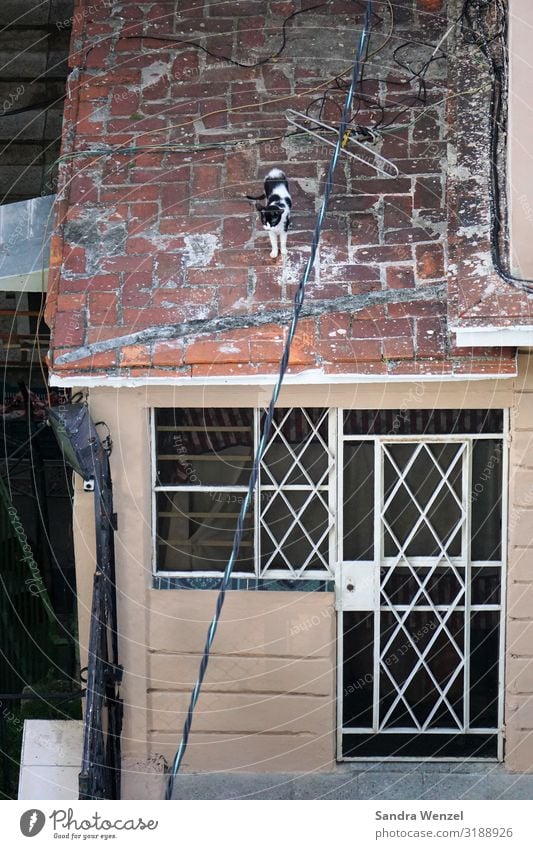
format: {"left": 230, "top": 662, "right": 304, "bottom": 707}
{"left": 170, "top": 765, "right": 533, "bottom": 800}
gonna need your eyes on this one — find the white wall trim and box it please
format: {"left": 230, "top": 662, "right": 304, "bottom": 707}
{"left": 49, "top": 367, "right": 517, "bottom": 388}
{"left": 0, "top": 268, "right": 48, "bottom": 292}
{"left": 452, "top": 325, "right": 533, "bottom": 347}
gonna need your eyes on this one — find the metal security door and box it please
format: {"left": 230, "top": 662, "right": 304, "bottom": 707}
{"left": 338, "top": 427, "right": 505, "bottom": 760}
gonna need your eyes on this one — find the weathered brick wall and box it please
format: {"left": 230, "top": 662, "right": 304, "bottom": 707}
{"left": 46, "top": 0, "right": 515, "bottom": 379}
{"left": 447, "top": 0, "right": 533, "bottom": 330}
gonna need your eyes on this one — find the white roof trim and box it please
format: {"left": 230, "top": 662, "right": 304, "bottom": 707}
{"left": 49, "top": 368, "right": 517, "bottom": 388}
{"left": 452, "top": 325, "right": 533, "bottom": 347}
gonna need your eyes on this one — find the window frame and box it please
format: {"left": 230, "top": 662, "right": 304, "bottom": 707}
{"left": 151, "top": 406, "right": 339, "bottom": 579}
{"left": 151, "top": 408, "right": 508, "bottom": 587}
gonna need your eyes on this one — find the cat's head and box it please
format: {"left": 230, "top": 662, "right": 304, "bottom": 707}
{"left": 256, "top": 202, "right": 282, "bottom": 229}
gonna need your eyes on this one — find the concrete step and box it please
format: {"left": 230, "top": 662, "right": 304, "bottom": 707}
{"left": 170, "top": 764, "right": 533, "bottom": 800}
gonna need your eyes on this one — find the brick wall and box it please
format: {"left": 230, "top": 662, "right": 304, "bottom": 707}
{"left": 46, "top": 0, "right": 516, "bottom": 380}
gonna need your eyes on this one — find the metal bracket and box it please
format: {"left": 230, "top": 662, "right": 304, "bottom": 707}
{"left": 286, "top": 109, "right": 399, "bottom": 178}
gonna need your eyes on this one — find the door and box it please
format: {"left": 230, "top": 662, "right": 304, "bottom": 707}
{"left": 338, "top": 413, "right": 506, "bottom": 760}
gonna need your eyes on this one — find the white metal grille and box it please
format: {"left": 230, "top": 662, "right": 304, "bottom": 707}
{"left": 338, "top": 418, "right": 507, "bottom": 761}
{"left": 153, "top": 406, "right": 336, "bottom": 578}
{"left": 259, "top": 407, "right": 335, "bottom": 576}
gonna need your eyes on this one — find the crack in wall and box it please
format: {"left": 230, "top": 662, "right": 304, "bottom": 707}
{"left": 53, "top": 283, "right": 446, "bottom": 365}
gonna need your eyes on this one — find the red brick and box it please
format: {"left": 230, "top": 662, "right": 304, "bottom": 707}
{"left": 354, "top": 244, "right": 412, "bottom": 264}
{"left": 383, "top": 336, "right": 415, "bottom": 360}
{"left": 328, "top": 264, "right": 381, "bottom": 284}
{"left": 351, "top": 178, "right": 412, "bottom": 195}
{"left": 62, "top": 247, "right": 86, "bottom": 274}
{"left": 419, "top": 0, "right": 444, "bottom": 11}
{"left": 99, "top": 70, "right": 142, "bottom": 88}
{"left": 317, "top": 339, "right": 382, "bottom": 362}
{"left": 56, "top": 293, "right": 86, "bottom": 312}
{"left": 191, "top": 165, "right": 222, "bottom": 198}
{"left": 386, "top": 266, "right": 416, "bottom": 289}
{"left": 121, "top": 307, "right": 178, "bottom": 327}
{"left": 102, "top": 255, "right": 153, "bottom": 273}
{"left": 85, "top": 45, "right": 112, "bottom": 69}
{"left": 69, "top": 176, "right": 99, "bottom": 204}
{"left": 250, "top": 338, "right": 284, "bottom": 362}
{"left": 160, "top": 184, "right": 191, "bottom": 214}
{"left": 351, "top": 318, "right": 414, "bottom": 339}
{"left": 120, "top": 345, "right": 151, "bottom": 366}
{"left": 184, "top": 339, "right": 248, "bottom": 365}
{"left": 223, "top": 216, "right": 253, "bottom": 247}
{"left": 172, "top": 51, "right": 200, "bottom": 81}
{"left": 62, "top": 274, "right": 120, "bottom": 294}
{"left": 416, "top": 317, "right": 447, "bottom": 357}
{"left": 154, "top": 252, "right": 183, "bottom": 279}
{"left": 100, "top": 185, "right": 160, "bottom": 203}
{"left": 110, "top": 87, "right": 141, "bottom": 116}
{"left": 115, "top": 38, "right": 143, "bottom": 53}
{"left": 218, "top": 285, "right": 249, "bottom": 312}
{"left": 416, "top": 243, "right": 445, "bottom": 279}
{"left": 191, "top": 199, "right": 247, "bottom": 217}
{"left": 187, "top": 268, "right": 247, "bottom": 286}
{"left": 330, "top": 195, "right": 379, "bottom": 214}
{"left": 319, "top": 313, "right": 351, "bottom": 339}
{"left": 153, "top": 341, "right": 185, "bottom": 366}
{"left": 414, "top": 176, "right": 443, "bottom": 209}
{"left": 349, "top": 215, "right": 380, "bottom": 247}
{"left": 53, "top": 311, "right": 85, "bottom": 346}
{"left": 89, "top": 292, "right": 119, "bottom": 324}
{"left": 388, "top": 299, "right": 446, "bottom": 319}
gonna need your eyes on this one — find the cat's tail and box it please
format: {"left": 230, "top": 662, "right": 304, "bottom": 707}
{"left": 245, "top": 193, "right": 266, "bottom": 201}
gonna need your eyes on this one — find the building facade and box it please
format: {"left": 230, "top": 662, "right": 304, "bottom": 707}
{"left": 44, "top": 0, "right": 533, "bottom": 797}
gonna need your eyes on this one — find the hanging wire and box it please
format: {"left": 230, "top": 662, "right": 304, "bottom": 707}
{"left": 164, "top": 0, "right": 375, "bottom": 801}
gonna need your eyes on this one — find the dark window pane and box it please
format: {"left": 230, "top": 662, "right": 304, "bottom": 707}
{"left": 471, "top": 439, "right": 502, "bottom": 561}
{"left": 342, "top": 733, "right": 497, "bottom": 758}
{"left": 470, "top": 611, "right": 500, "bottom": 728}
{"left": 383, "top": 443, "right": 463, "bottom": 557}
{"left": 382, "top": 565, "right": 465, "bottom": 607}
{"left": 155, "top": 408, "right": 253, "bottom": 486}
{"left": 260, "top": 491, "right": 330, "bottom": 572}
{"left": 343, "top": 441, "right": 374, "bottom": 560}
{"left": 471, "top": 566, "right": 501, "bottom": 605}
{"left": 156, "top": 490, "right": 253, "bottom": 572}
{"left": 343, "top": 612, "right": 374, "bottom": 728}
{"left": 261, "top": 408, "right": 329, "bottom": 486}
{"left": 379, "top": 611, "right": 464, "bottom": 729}
{"left": 344, "top": 409, "right": 503, "bottom": 436}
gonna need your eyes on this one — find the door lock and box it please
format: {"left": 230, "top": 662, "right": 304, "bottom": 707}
{"left": 336, "top": 563, "right": 376, "bottom": 611}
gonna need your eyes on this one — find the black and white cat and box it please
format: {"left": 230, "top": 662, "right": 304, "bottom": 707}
{"left": 247, "top": 168, "right": 292, "bottom": 259}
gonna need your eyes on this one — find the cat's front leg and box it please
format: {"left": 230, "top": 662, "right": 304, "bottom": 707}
{"left": 279, "top": 229, "right": 288, "bottom": 257}
{"left": 268, "top": 230, "right": 278, "bottom": 259}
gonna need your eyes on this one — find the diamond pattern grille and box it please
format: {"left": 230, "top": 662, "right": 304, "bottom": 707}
{"left": 259, "top": 408, "right": 334, "bottom": 576}
{"left": 379, "top": 442, "right": 468, "bottom": 732}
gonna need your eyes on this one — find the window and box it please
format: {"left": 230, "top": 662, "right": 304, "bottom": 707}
{"left": 153, "top": 407, "right": 335, "bottom": 577}
{"left": 152, "top": 408, "right": 505, "bottom": 584}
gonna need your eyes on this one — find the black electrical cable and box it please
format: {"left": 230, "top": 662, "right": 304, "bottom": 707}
{"left": 81, "top": 2, "right": 328, "bottom": 72}
{"left": 0, "top": 98, "right": 64, "bottom": 118}
{"left": 462, "top": 0, "right": 533, "bottom": 295}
